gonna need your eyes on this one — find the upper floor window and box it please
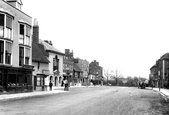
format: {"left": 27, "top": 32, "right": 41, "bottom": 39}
{"left": 5, "top": 41, "right": 12, "bottom": 64}
{"left": 25, "top": 47, "right": 30, "bottom": 65}
{"left": 53, "top": 55, "right": 59, "bottom": 71}
{"left": 0, "top": 40, "right": 12, "bottom": 65}
{"left": 19, "top": 23, "right": 31, "bottom": 46}
{"left": 0, "top": 13, "right": 13, "bottom": 40}
{"left": 0, "top": 41, "right": 4, "bottom": 63}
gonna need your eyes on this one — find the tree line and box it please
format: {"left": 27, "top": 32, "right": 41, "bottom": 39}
{"left": 104, "top": 69, "right": 147, "bottom": 87}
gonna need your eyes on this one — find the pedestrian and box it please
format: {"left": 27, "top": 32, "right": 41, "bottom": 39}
{"left": 49, "top": 81, "right": 53, "bottom": 91}
{"left": 64, "top": 79, "right": 69, "bottom": 91}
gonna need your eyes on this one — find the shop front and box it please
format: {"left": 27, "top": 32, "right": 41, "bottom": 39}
{"left": 0, "top": 65, "right": 34, "bottom": 94}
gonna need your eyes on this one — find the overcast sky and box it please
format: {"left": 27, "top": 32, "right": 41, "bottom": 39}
{"left": 22, "top": 0, "right": 169, "bottom": 78}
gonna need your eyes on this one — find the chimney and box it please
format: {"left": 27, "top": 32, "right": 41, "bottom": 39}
{"left": 65, "top": 49, "right": 70, "bottom": 55}
{"left": 44, "top": 40, "right": 52, "bottom": 46}
{"left": 33, "top": 18, "right": 39, "bottom": 43}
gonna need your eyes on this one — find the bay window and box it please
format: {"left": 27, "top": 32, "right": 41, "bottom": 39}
{"left": 6, "top": 15, "right": 12, "bottom": 39}
{"left": 0, "top": 13, "right": 13, "bottom": 39}
{"left": 0, "top": 14, "right": 4, "bottom": 37}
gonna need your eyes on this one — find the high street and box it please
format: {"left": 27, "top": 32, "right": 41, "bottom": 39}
{"left": 0, "top": 86, "right": 169, "bottom": 115}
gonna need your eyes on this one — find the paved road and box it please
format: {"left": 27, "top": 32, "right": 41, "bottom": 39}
{"left": 0, "top": 86, "right": 169, "bottom": 115}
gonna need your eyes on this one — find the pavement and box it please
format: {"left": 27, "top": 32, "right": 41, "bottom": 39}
{"left": 0, "top": 88, "right": 66, "bottom": 101}
{"left": 0, "top": 86, "right": 90, "bottom": 101}
{"left": 147, "top": 87, "right": 169, "bottom": 102}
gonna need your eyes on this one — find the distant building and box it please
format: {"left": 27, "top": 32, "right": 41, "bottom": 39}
{"left": 63, "top": 49, "right": 74, "bottom": 86}
{"left": 75, "top": 58, "right": 89, "bottom": 86}
{"left": 0, "top": 0, "right": 33, "bottom": 93}
{"left": 89, "top": 60, "right": 103, "bottom": 85}
{"left": 150, "top": 53, "right": 169, "bottom": 88}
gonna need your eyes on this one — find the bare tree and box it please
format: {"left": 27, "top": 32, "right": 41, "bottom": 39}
{"left": 104, "top": 68, "right": 112, "bottom": 85}
{"left": 111, "top": 69, "right": 123, "bottom": 85}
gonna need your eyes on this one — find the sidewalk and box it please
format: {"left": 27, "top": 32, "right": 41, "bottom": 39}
{"left": 147, "top": 87, "right": 169, "bottom": 102}
{"left": 0, "top": 88, "right": 66, "bottom": 101}
{"left": 0, "top": 86, "right": 89, "bottom": 101}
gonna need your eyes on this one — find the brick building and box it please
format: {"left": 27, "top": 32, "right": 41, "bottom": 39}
{"left": 89, "top": 60, "right": 103, "bottom": 85}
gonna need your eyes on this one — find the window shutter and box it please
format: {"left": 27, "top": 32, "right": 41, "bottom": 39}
{"left": 6, "top": 15, "right": 12, "bottom": 29}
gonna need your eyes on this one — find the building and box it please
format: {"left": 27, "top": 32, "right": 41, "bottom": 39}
{"left": 150, "top": 64, "right": 158, "bottom": 87}
{"left": 75, "top": 58, "right": 89, "bottom": 86}
{"left": 39, "top": 39, "right": 64, "bottom": 88}
{"left": 32, "top": 20, "right": 50, "bottom": 91}
{"left": 63, "top": 49, "right": 74, "bottom": 86}
{"left": 0, "top": 0, "right": 34, "bottom": 93}
{"left": 150, "top": 53, "right": 169, "bottom": 89}
{"left": 89, "top": 60, "right": 103, "bottom": 85}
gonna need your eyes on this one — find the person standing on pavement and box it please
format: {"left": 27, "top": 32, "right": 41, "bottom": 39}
{"left": 49, "top": 81, "right": 53, "bottom": 91}
{"left": 64, "top": 79, "right": 69, "bottom": 91}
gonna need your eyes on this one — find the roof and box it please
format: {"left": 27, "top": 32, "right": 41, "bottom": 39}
{"left": 6, "top": 0, "right": 23, "bottom": 5}
{"left": 73, "top": 63, "right": 83, "bottom": 72}
{"left": 32, "top": 42, "right": 50, "bottom": 63}
{"left": 39, "top": 39, "right": 64, "bottom": 55}
{"left": 160, "top": 53, "right": 169, "bottom": 60}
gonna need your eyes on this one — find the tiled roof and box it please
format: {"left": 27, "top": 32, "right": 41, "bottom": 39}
{"left": 73, "top": 63, "right": 83, "bottom": 72}
{"left": 39, "top": 39, "right": 64, "bottom": 55}
{"left": 32, "top": 42, "right": 50, "bottom": 63}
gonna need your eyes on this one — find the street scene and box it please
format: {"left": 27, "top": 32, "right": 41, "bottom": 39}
{"left": 1, "top": 0, "right": 169, "bottom": 115}
{"left": 1, "top": 86, "right": 169, "bottom": 115}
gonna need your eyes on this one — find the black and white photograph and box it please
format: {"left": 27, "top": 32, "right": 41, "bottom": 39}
{"left": 0, "top": 0, "right": 169, "bottom": 115}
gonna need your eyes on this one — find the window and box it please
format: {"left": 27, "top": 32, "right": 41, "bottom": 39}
{"left": 53, "top": 55, "right": 59, "bottom": 71}
{"left": 5, "top": 41, "right": 11, "bottom": 64}
{"left": 0, "top": 14, "right": 4, "bottom": 37}
{"left": 0, "top": 41, "right": 4, "bottom": 63}
{"left": 25, "top": 48, "right": 30, "bottom": 65}
{"left": 19, "top": 47, "right": 24, "bottom": 66}
{"left": 19, "top": 24, "right": 24, "bottom": 44}
{"left": 6, "top": 15, "right": 12, "bottom": 39}
{"left": 25, "top": 25, "right": 30, "bottom": 46}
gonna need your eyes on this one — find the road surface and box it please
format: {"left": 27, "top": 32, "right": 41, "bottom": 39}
{"left": 0, "top": 86, "right": 169, "bottom": 115}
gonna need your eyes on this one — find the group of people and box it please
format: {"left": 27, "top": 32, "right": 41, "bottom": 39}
{"left": 49, "top": 78, "right": 69, "bottom": 91}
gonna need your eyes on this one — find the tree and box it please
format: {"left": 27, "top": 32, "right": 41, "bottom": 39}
{"left": 104, "top": 68, "right": 112, "bottom": 85}
{"left": 111, "top": 69, "right": 123, "bottom": 85}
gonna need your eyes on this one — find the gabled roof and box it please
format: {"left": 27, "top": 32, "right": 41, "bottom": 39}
{"left": 73, "top": 63, "right": 83, "bottom": 72}
{"left": 32, "top": 42, "right": 50, "bottom": 63}
{"left": 39, "top": 39, "right": 64, "bottom": 55}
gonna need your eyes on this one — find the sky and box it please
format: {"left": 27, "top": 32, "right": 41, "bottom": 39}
{"left": 21, "top": 0, "right": 169, "bottom": 79}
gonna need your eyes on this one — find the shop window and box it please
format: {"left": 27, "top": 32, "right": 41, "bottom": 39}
{"left": 5, "top": 41, "right": 12, "bottom": 64}
{"left": 25, "top": 47, "right": 30, "bottom": 65}
{"left": 0, "top": 41, "right": 4, "bottom": 63}
{"left": 37, "top": 76, "right": 44, "bottom": 86}
{"left": 19, "top": 47, "right": 24, "bottom": 66}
